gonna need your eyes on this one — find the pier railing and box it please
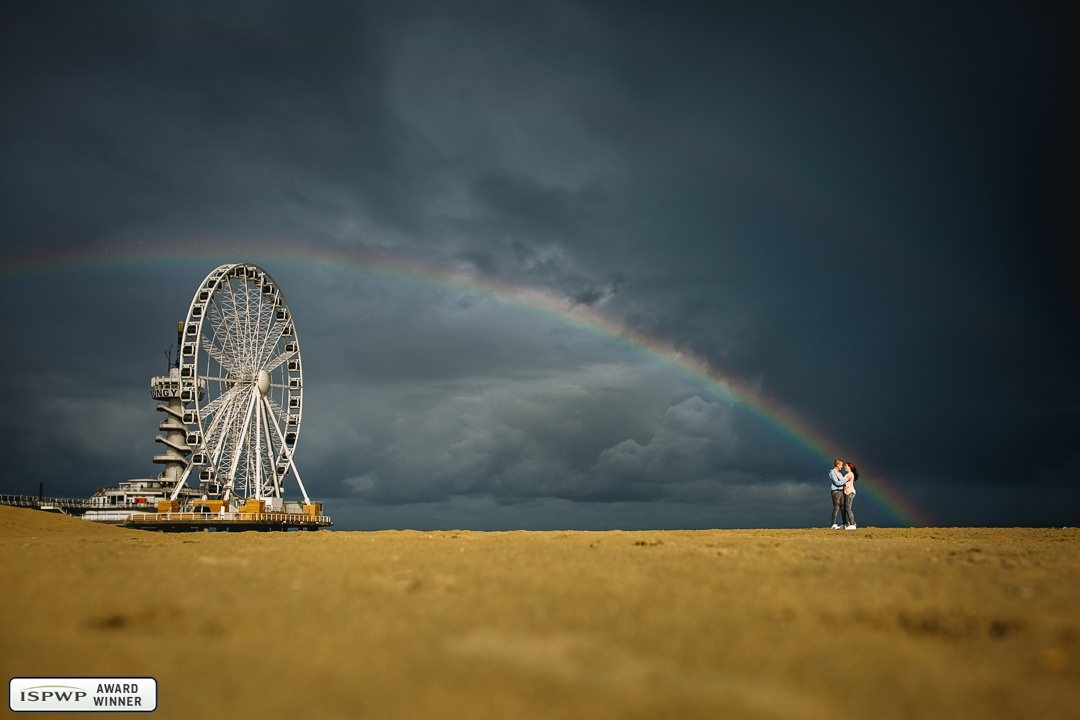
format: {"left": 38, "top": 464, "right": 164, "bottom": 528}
{"left": 125, "top": 511, "right": 333, "bottom": 527}
{"left": 0, "top": 494, "right": 94, "bottom": 511}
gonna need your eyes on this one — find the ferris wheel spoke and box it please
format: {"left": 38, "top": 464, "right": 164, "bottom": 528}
{"left": 258, "top": 400, "right": 283, "bottom": 492}
{"left": 244, "top": 285, "right": 264, "bottom": 369}
{"left": 262, "top": 348, "right": 297, "bottom": 374}
{"left": 207, "top": 327, "right": 242, "bottom": 372}
{"left": 206, "top": 389, "right": 244, "bottom": 447}
{"left": 226, "top": 287, "right": 253, "bottom": 372}
{"left": 253, "top": 320, "right": 289, "bottom": 369}
{"left": 244, "top": 287, "right": 273, "bottom": 371}
{"left": 224, "top": 390, "right": 259, "bottom": 488}
{"left": 262, "top": 395, "right": 311, "bottom": 505}
{"left": 264, "top": 395, "right": 290, "bottom": 425}
{"left": 217, "top": 390, "right": 252, "bottom": 498}
{"left": 261, "top": 396, "right": 291, "bottom": 456}
{"left": 199, "top": 375, "right": 237, "bottom": 385}
{"left": 240, "top": 282, "right": 256, "bottom": 361}
{"left": 258, "top": 402, "right": 283, "bottom": 498}
{"left": 207, "top": 293, "right": 241, "bottom": 365}
{"left": 235, "top": 286, "right": 251, "bottom": 370}
{"left": 252, "top": 393, "right": 263, "bottom": 498}
{"left": 254, "top": 282, "right": 286, "bottom": 363}
{"left": 204, "top": 391, "right": 246, "bottom": 470}
{"left": 217, "top": 280, "right": 248, "bottom": 370}
{"left": 255, "top": 282, "right": 274, "bottom": 365}
{"left": 206, "top": 297, "right": 233, "bottom": 340}
{"left": 202, "top": 397, "right": 233, "bottom": 443}
{"left": 207, "top": 395, "right": 235, "bottom": 436}
{"left": 260, "top": 395, "right": 286, "bottom": 432}
{"left": 200, "top": 384, "right": 243, "bottom": 420}
{"left": 201, "top": 332, "right": 242, "bottom": 375}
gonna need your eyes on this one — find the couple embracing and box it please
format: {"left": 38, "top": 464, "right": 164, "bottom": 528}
{"left": 829, "top": 458, "right": 858, "bottom": 530}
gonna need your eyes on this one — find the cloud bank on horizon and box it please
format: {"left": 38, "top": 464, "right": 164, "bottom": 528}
{"left": 1, "top": 1, "right": 1076, "bottom": 528}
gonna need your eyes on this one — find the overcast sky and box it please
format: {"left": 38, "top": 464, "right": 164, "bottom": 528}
{"left": 1, "top": 1, "right": 1076, "bottom": 529}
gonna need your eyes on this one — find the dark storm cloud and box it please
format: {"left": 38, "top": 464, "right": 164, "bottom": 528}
{"left": 462, "top": 167, "right": 620, "bottom": 304}
{"left": 1, "top": 1, "right": 431, "bottom": 249}
{"left": 470, "top": 169, "right": 607, "bottom": 235}
{"left": 1, "top": 1, "right": 1076, "bottom": 527}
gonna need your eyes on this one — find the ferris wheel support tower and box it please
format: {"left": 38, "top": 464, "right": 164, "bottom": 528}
{"left": 150, "top": 364, "right": 189, "bottom": 487}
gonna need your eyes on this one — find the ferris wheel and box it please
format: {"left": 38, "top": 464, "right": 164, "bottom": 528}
{"left": 170, "top": 263, "right": 309, "bottom": 505}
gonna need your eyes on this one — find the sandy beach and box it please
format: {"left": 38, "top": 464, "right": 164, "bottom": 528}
{"left": 1, "top": 505, "right": 1077, "bottom": 718}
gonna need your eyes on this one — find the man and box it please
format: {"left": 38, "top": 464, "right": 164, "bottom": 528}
{"left": 829, "top": 459, "right": 847, "bottom": 529}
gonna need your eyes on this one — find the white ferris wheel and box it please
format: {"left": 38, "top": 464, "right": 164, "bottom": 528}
{"left": 170, "top": 263, "right": 309, "bottom": 505}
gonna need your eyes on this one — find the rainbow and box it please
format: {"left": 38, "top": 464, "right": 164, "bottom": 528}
{"left": 4, "top": 242, "right": 928, "bottom": 526}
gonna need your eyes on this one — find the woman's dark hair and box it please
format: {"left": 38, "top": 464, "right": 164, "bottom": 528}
{"left": 849, "top": 463, "right": 859, "bottom": 482}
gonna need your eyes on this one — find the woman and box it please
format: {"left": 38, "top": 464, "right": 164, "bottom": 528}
{"left": 842, "top": 462, "right": 858, "bottom": 530}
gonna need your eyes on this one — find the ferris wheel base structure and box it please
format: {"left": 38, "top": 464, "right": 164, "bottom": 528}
{"left": 124, "top": 498, "right": 332, "bottom": 532}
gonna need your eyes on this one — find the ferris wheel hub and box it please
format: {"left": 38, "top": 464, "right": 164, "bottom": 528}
{"left": 256, "top": 369, "right": 270, "bottom": 396}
